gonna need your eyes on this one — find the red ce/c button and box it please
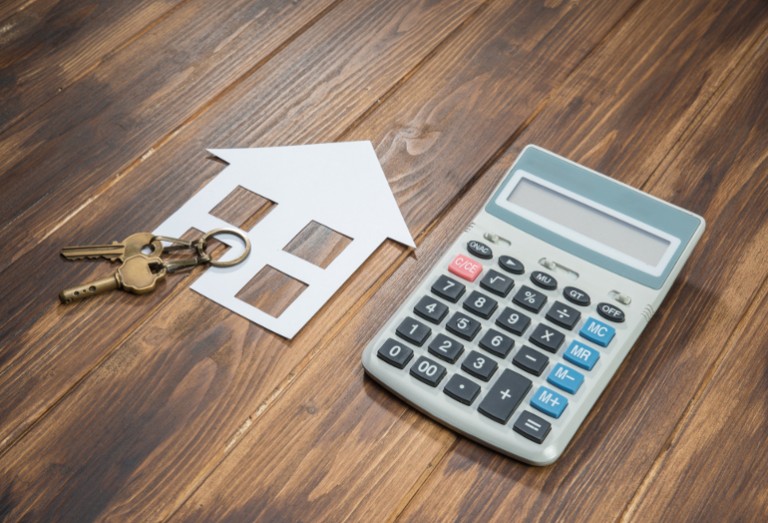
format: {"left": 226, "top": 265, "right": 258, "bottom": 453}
{"left": 448, "top": 254, "right": 483, "bottom": 282}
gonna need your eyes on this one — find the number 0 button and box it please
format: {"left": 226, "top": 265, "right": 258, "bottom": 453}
{"left": 410, "top": 356, "right": 446, "bottom": 387}
{"left": 377, "top": 338, "right": 413, "bottom": 369}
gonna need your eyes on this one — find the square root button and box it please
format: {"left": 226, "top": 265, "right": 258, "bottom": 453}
{"left": 579, "top": 317, "right": 615, "bottom": 347}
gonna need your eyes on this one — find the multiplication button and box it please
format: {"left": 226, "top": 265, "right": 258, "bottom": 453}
{"left": 529, "top": 323, "right": 565, "bottom": 353}
{"left": 478, "top": 369, "right": 532, "bottom": 424}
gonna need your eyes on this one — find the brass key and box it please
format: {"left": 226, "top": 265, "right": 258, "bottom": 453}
{"left": 60, "top": 232, "right": 163, "bottom": 262}
{"left": 59, "top": 254, "right": 167, "bottom": 303}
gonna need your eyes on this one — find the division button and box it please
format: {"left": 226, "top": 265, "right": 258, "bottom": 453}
{"left": 495, "top": 307, "right": 531, "bottom": 336}
{"left": 547, "top": 363, "right": 584, "bottom": 394}
{"left": 462, "top": 290, "right": 498, "bottom": 319}
{"left": 531, "top": 271, "right": 557, "bottom": 290}
{"left": 498, "top": 255, "right": 525, "bottom": 274}
{"left": 513, "top": 285, "right": 547, "bottom": 313}
{"left": 529, "top": 323, "right": 565, "bottom": 353}
{"left": 448, "top": 253, "right": 483, "bottom": 282}
{"left": 513, "top": 411, "right": 551, "bottom": 444}
{"left": 395, "top": 317, "right": 431, "bottom": 346}
{"left": 446, "top": 311, "right": 482, "bottom": 341}
{"left": 428, "top": 333, "right": 464, "bottom": 363}
{"left": 461, "top": 350, "right": 498, "bottom": 382}
{"left": 480, "top": 269, "right": 515, "bottom": 297}
{"left": 467, "top": 240, "right": 493, "bottom": 260}
{"left": 597, "top": 302, "right": 626, "bottom": 323}
{"left": 563, "top": 340, "right": 600, "bottom": 371}
{"left": 376, "top": 338, "right": 413, "bottom": 369}
{"left": 414, "top": 295, "right": 449, "bottom": 324}
{"left": 478, "top": 329, "right": 514, "bottom": 358}
{"left": 563, "top": 286, "right": 591, "bottom": 306}
{"left": 444, "top": 374, "right": 481, "bottom": 405}
{"left": 478, "top": 369, "right": 532, "bottom": 424}
{"left": 530, "top": 386, "right": 568, "bottom": 418}
{"left": 410, "top": 356, "right": 447, "bottom": 387}
{"left": 580, "top": 317, "right": 616, "bottom": 347}
{"left": 545, "top": 301, "right": 581, "bottom": 330}
{"left": 512, "top": 346, "right": 549, "bottom": 376}
{"left": 431, "top": 275, "right": 466, "bottom": 303}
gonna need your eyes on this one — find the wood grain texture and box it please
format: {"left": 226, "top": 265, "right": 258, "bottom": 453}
{"left": 1, "top": 0, "right": 767, "bottom": 521}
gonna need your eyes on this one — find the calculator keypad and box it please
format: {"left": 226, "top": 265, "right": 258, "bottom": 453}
{"left": 428, "top": 334, "right": 464, "bottom": 363}
{"left": 462, "top": 291, "right": 498, "bottom": 319}
{"left": 513, "top": 285, "right": 547, "bottom": 313}
{"left": 446, "top": 312, "right": 481, "bottom": 341}
{"left": 396, "top": 317, "right": 431, "bottom": 346}
{"left": 461, "top": 350, "right": 498, "bottom": 381}
{"left": 414, "top": 295, "right": 449, "bottom": 324}
{"left": 410, "top": 356, "right": 446, "bottom": 386}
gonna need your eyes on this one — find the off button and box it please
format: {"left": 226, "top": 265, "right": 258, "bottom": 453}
{"left": 597, "top": 302, "right": 625, "bottom": 323}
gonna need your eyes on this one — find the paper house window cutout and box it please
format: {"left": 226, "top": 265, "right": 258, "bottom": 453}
{"left": 153, "top": 141, "right": 414, "bottom": 339}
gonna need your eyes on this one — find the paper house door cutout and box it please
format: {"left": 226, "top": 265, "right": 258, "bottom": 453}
{"left": 154, "top": 141, "right": 415, "bottom": 339}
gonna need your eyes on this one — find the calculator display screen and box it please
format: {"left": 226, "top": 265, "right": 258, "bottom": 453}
{"left": 503, "top": 175, "right": 678, "bottom": 275}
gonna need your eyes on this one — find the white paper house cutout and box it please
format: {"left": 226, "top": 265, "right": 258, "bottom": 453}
{"left": 154, "top": 141, "right": 415, "bottom": 339}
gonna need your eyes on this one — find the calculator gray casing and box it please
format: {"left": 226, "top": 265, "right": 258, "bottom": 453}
{"left": 362, "top": 145, "right": 705, "bottom": 465}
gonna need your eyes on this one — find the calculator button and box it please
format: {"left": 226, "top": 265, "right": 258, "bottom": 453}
{"left": 547, "top": 363, "right": 584, "bottom": 394}
{"left": 580, "top": 317, "right": 615, "bottom": 347}
{"left": 478, "top": 369, "right": 532, "bottom": 424}
{"left": 446, "top": 312, "right": 481, "bottom": 341}
{"left": 597, "top": 302, "right": 626, "bottom": 323}
{"left": 480, "top": 269, "right": 514, "bottom": 297}
{"left": 478, "top": 329, "right": 514, "bottom": 358}
{"left": 461, "top": 350, "right": 498, "bottom": 382}
{"left": 498, "top": 255, "right": 525, "bottom": 275}
{"left": 512, "top": 346, "right": 549, "bottom": 376}
{"left": 428, "top": 334, "right": 464, "bottom": 363}
{"left": 513, "top": 411, "right": 551, "bottom": 444}
{"left": 495, "top": 307, "right": 531, "bottom": 336}
{"left": 529, "top": 323, "right": 565, "bottom": 353}
{"left": 377, "top": 338, "right": 414, "bottom": 369}
{"left": 466, "top": 240, "right": 493, "bottom": 260}
{"left": 444, "top": 374, "right": 481, "bottom": 405}
{"left": 431, "top": 275, "right": 465, "bottom": 303}
{"left": 462, "top": 290, "right": 498, "bottom": 319}
{"left": 410, "top": 356, "right": 446, "bottom": 387}
{"left": 513, "top": 285, "right": 547, "bottom": 313}
{"left": 563, "top": 286, "right": 591, "bottom": 306}
{"left": 530, "top": 386, "right": 568, "bottom": 418}
{"left": 395, "top": 317, "right": 431, "bottom": 346}
{"left": 530, "top": 271, "right": 557, "bottom": 290}
{"left": 563, "top": 340, "right": 600, "bottom": 371}
{"left": 414, "top": 295, "right": 449, "bottom": 324}
{"left": 545, "top": 301, "right": 581, "bottom": 330}
{"left": 448, "top": 254, "right": 483, "bottom": 282}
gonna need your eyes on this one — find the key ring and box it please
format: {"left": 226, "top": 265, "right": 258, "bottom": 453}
{"left": 197, "top": 228, "right": 251, "bottom": 267}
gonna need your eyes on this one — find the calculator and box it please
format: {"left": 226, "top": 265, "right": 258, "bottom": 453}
{"left": 361, "top": 145, "right": 705, "bottom": 465}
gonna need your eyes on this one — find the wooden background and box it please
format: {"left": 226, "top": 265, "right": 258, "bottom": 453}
{"left": 1, "top": 0, "right": 767, "bottom": 520}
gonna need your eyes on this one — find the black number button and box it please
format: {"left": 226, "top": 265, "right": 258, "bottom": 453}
{"left": 480, "top": 269, "right": 514, "bottom": 297}
{"left": 444, "top": 374, "right": 481, "bottom": 405}
{"left": 467, "top": 240, "right": 493, "bottom": 259}
{"left": 513, "top": 285, "right": 547, "bottom": 313}
{"left": 376, "top": 338, "right": 413, "bottom": 369}
{"left": 597, "top": 302, "right": 626, "bottom": 323}
{"left": 431, "top": 275, "right": 465, "bottom": 303}
{"left": 512, "top": 346, "right": 549, "bottom": 376}
{"left": 446, "top": 312, "right": 481, "bottom": 341}
{"left": 428, "top": 334, "right": 464, "bottom": 363}
{"left": 529, "top": 323, "right": 565, "bottom": 353}
{"left": 513, "top": 411, "right": 551, "bottom": 444}
{"left": 531, "top": 271, "right": 557, "bottom": 290}
{"left": 495, "top": 307, "right": 531, "bottom": 336}
{"left": 414, "top": 295, "right": 449, "bottom": 324}
{"left": 410, "top": 356, "right": 446, "bottom": 387}
{"left": 461, "top": 350, "right": 498, "bottom": 381}
{"left": 478, "top": 369, "right": 532, "bottom": 424}
{"left": 563, "top": 286, "right": 591, "bottom": 306}
{"left": 395, "top": 317, "right": 431, "bottom": 346}
{"left": 479, "top": 329, "right": 514, "bottom": 358}
{"left": 499, "top": 255, "right": 525, "bottom": 274}
{"left": 462, "top": 290, "right": 498, "bottom": 319}
{"left": 545, "top": 301, "right": 581, "bottom": 330}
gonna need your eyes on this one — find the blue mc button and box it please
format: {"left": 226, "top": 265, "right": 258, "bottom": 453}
{"left": 580, "top": 317, "right": 615, "bottom": 347}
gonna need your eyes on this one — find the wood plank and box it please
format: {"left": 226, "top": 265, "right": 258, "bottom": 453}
{"left": 0, "top": 0, "right": 188, "bottom": 131}
{"left": 399, "top": 7, "right": 768, "bottom": 522}
{"left": 0, "top": 0, "right": 487, "bottom": 520}
{"left": 625, "top": 280, "right": 768, "bottom": 521}
{"left": 0, "top": 0, "right": 339, "bottom": 273}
